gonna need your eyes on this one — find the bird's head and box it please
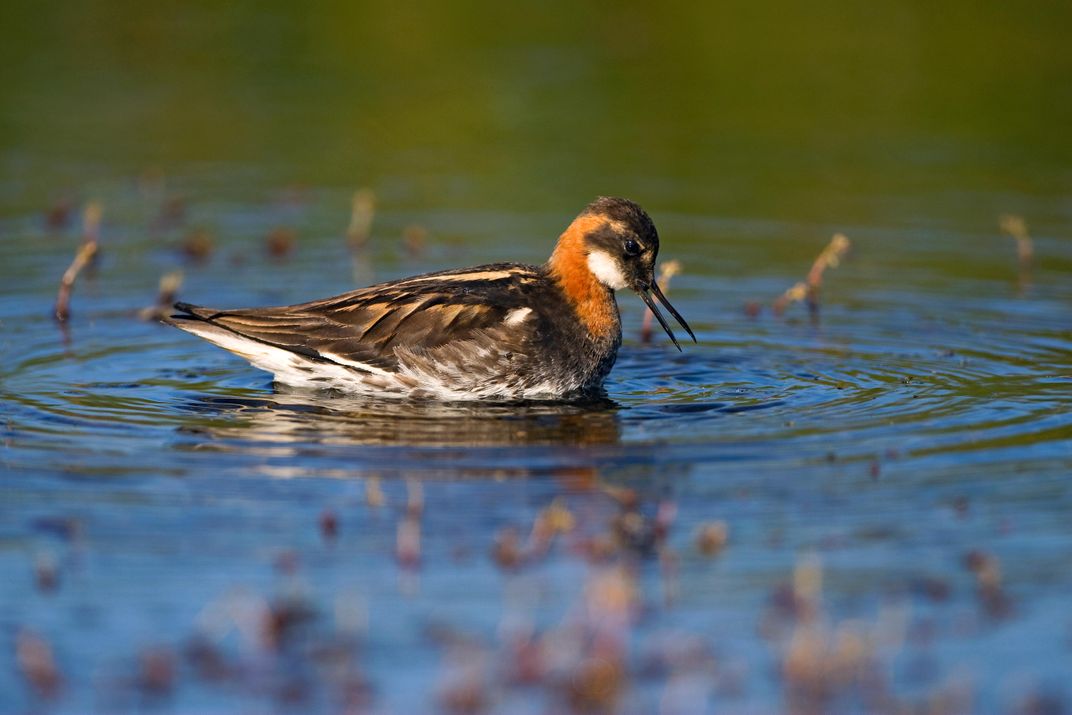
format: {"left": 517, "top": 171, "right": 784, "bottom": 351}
{"left": 560, "top": 196, "right": 695, "bottom": 349}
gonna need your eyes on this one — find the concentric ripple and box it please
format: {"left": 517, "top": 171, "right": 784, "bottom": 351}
{"left": 2, "top": 197, "right": 1070, "bottom": 714}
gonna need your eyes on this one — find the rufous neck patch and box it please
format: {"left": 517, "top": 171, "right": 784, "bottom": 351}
{"left": 547, "top": 215, "right": 619, "bottom": 338}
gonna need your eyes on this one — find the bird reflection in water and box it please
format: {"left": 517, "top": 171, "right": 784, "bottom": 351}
{"left": 178, "top": 387, "right": 622, "bottom": 450}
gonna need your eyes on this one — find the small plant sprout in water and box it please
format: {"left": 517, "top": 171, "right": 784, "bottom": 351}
{"left": 694, "top": 520, "right": 729, "bottom": 557}
{"left": 180, "top": 227, "right": 214, "bottom": 263}
{"left": 999, "top": 213, "right": 1034, "bottom": 291}
{"left": 402, "top": 224, "right": 429, "bottom": 258}
{"left": 44, "top": 197, "right": 74, "bottom": 233}
{"left": 365, "top": 477, "right": 386, "bottom": 508}
{"left": 347, "top": 188, "right": 376, "bottom": 251}
{"left": 16, "top": 629, "right": 62, "bottom": 699}
{"left": 964, "top": 550, "right": 1014, "bottom": 620}
{"left": 348, "top": 188, "right": 377, "bottom": 285}
{"left": 773, "top": 233, "right": 851, "bottom": 320}
{"left": 138, "top": 270, "right": 184, "bottom": 321}
{"left": 396, "top": 480, "right": 424, "bottom": 572}
{"left": 265, "top": 226, "right": 297, "bottom": 259}
{"left": 53, "top": 201, "right": 102, "bottom": 323}
{"left": 319, "top": 508, "right": 339, "bottom": 542}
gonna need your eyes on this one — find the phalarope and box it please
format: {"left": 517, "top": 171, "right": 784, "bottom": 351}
{"left": 165, "top": 197, "right": 694, "bottom": 400}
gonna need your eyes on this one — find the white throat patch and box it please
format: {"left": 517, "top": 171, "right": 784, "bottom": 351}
{"left": 586, "top": 250, "right": 628, "bottom": 290}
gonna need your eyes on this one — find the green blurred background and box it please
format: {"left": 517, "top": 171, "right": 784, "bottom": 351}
{"left": 3, "top": 0, "right": 1070, "bottom": 227}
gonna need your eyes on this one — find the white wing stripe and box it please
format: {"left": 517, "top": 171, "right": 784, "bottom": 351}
{"left": 318, "top": 352, "right": 395, "bottom": 377}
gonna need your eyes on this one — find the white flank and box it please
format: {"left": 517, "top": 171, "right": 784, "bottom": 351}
{"left": 176, "top": 318, "right": 579, "bottom": 400}
{"left": 175, "top": 322, "right": 399, "bottom": 392}
{"left": 586, "top": 250, "right": 628, "bottom": 290}
{"left": 504, "top": 307, "right": 532, "bottom": 325}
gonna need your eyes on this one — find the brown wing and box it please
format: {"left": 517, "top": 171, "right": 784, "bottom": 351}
{"left": 171, "top": 263, "right": 542, "bottom": 372}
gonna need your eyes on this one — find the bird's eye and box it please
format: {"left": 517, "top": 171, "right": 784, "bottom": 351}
{"left": 623, "top": 239, "right": 641, "bottom": 256}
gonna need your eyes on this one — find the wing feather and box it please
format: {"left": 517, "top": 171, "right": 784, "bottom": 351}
{"left": 171, "top": 263, "right": 541, "bottom": 372}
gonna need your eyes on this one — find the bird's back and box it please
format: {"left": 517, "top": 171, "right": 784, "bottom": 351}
{"left": 166, "top": 262, "right": 620, "bottom": 400}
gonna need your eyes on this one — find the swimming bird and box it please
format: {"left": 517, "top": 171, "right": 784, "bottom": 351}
{"left": 164, "top": 197, "right": 694, "bottom": 400}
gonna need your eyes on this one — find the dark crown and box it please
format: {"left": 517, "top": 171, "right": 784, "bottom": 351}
{"left": 580, "top": 197, "right": 659, "bottom": 246}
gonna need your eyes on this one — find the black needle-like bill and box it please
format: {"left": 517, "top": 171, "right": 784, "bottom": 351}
{"left": 650, "top": 280, "right": 696, "bottom": 343}
{"left": 643, "top": 278, "right": 694, "bottom": 347}
{"left": 640, "top": 288, "right": 682, "bottom": 351}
